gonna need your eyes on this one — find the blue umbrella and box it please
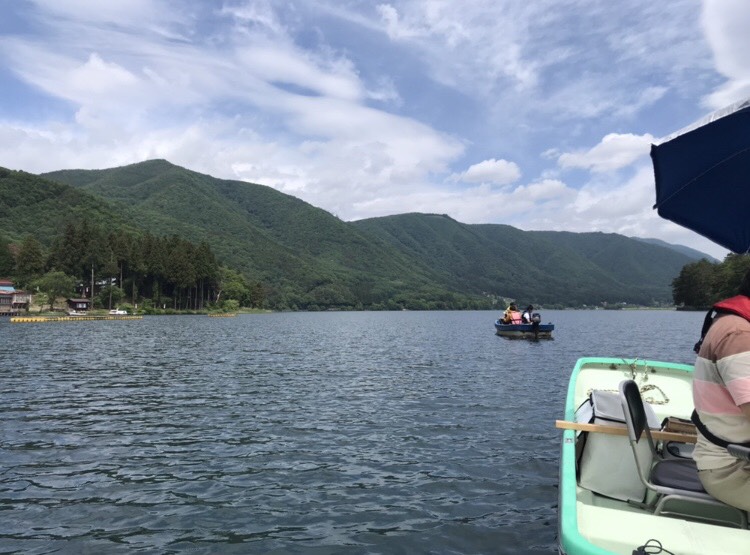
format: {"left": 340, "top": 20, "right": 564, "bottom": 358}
{"left": 651, "top": 98, "right": 750, "bottom": 254}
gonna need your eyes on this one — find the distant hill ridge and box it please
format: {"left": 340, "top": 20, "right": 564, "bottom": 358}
{"left": 633, "top": 237, "right": 719, "bottom": 263}
{"left": 0, "top": 160, "right": 712, "bottom": 308}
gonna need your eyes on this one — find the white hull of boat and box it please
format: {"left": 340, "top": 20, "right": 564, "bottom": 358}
{"left": 558, "top": 357, "right": 749, "bottom": 555}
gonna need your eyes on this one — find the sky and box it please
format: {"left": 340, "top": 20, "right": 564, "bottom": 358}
{"left": 1, "top": 0, "right": 748, "bottom": 260}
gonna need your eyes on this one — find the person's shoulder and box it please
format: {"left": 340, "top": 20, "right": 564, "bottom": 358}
{"left": 714, "top": 313, "right": 750, "bottom": 332}
{"left": 710, "top": 315, "right": 750, "bottom": 359}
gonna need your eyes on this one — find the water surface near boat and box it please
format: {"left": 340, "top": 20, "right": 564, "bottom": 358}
{"left": 0, "top": 310, "right": 704, "bottom": 553}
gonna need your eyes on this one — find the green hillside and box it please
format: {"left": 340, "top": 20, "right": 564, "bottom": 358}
{"left": 0, "top": 159, "right": 708, "bottom": 309}
{"left": 0, "top": 167, "right": 139, "bottom": 243}
{"left": 531, "top": 230, "right": 695, "bottom": 301}
{"left": 352, "top": 214, "right": 691, "bottom": 305}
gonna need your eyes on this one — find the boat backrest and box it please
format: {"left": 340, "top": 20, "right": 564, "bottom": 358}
{"left": 620, "top": 379, "right": 660, "bottom": 460}
{"left": 622, "top": 380, "right": 648, "bottom": 442}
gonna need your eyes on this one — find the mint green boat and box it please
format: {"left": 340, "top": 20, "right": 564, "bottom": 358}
{"left": 558, "top": 357, "right": 750, "bottom": 555}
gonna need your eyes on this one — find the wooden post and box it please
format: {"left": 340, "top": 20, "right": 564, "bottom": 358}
{"left": 555, "top": 420, "right": 697, "bottom": 443}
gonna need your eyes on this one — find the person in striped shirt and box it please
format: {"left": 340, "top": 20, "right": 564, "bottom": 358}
{"left": 692, "top": 271, "right": 750, "bottom": 511}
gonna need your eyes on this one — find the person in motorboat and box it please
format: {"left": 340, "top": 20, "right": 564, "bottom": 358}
{"left": 522, "top": 305, "right": 534, "bottom": 323}
{"left": 501, "top": 303, "right": 522, "bottom": 324}
{"left": 692, "top": 268, "right": 750, "bottom": 511}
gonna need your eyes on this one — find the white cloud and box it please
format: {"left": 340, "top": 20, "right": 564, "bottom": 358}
{"left": 348, "top": 177, "right": 575, "bottom": 224}
{"left": 27, "top": 0, "right": 176, "bottom": 26}
{"left": 220, "top": 0, "right": 286, "bottom": 35}
{"left": 701, "top": 0, "right": 750, "bottom": 109}
{"left": 0, "top": 1, "right": 464, "bottom": 184}
{"left": 70, "top": 53, "right": 139, "bottom": 96}
{"left": 366, "top": 75, "right": 402, "bottom": 104}
{"left": 375, "top": 1, "right": 539, "bottom": 92}
{"left": 453, "top": 158, "right": 521, "bottom": 185}
{"left": 236, "top": 46, "right": 364, "bottom": 101}
{"left": 506, "top": 163, "right": 725, "bottom": 260}
{"left": 516, "top": 167, "right": 654, "bottom": 239}
{"left": 557, "top": 133, "right": 655, "bottom": 173}
{"left": 364, "top": 0, "right": 703, "bottom": 131}
{"left": 377, "top": 4, "right": 425, "bottom": 41}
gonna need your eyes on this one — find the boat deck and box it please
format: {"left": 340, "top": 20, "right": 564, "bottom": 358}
{"left": 574, "top": 488, "right": 748, "bottom": 554}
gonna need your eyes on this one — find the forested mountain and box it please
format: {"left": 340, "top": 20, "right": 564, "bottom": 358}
{"left": 0, "top": 167, "right": 140, "bottom": 244}
{"left": 352, "top": 215, "right": 701, "bottom": 305}
{"left": 41, "top": 161, "right": 456, "bottom": 309}
{"left": 0, "top": 160, "right": 712, "bottom": 309}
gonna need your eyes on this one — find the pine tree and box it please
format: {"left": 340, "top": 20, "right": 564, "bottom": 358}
{"left": 15, "top": 235, "right": 46, "bottom": 287}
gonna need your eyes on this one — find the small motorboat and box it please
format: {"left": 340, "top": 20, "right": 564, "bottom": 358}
{"left": 494, "top": 312, "right": 553, "bottom": 339}
{"left": 556, "top": 357, "right": 750, "bottom": 554}
{"left": 109, "top": 308, "right": 127, "bottom": 315}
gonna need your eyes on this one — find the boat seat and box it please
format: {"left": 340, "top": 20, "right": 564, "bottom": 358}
{"left": 650, "top": 458, "right": 705, "bottom": 493}
{"left": 619, "top": 379, "right": 748, "bottom": 529}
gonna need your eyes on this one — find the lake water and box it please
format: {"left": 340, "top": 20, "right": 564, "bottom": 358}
{"left": 0, "top": 309, "right": 705, "bottom": 554}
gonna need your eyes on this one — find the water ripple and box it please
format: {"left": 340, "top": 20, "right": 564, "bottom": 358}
{"left": 0, "top": 310, "right": 702, "bottom": 553}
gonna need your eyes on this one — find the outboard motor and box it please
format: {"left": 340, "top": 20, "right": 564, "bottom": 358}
{"left": 531, "top": 312, "right": 541, "bottom": 339}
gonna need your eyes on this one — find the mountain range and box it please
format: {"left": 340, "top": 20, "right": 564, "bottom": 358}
{"left": 0, "top": 160, "right": 714, "bottom": 309}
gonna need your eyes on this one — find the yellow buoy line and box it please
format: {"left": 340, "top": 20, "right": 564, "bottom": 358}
{"left": 10, "top": 315, "right": 144, "bottom": 323}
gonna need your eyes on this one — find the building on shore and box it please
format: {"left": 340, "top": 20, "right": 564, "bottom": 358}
{"left": 0, "top": 280, "right": 31, "bottom": 316}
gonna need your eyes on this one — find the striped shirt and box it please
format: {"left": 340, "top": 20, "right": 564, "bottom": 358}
{"left": 693, "top": 313, "right": 750, "bottom": 470}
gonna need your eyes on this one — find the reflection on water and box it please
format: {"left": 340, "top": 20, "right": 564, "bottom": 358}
{"left": 0, "top": 310, "right": 702, "bottom": 553}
